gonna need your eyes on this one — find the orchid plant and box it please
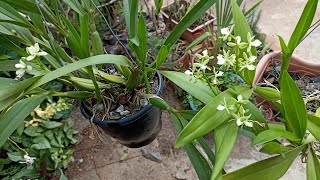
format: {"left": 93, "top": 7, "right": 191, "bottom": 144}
{"left": 0, "top": 0, "right": 220, "bottom": 150}
{"left": 149, "top": 0, "right": 320, "bottom": 179}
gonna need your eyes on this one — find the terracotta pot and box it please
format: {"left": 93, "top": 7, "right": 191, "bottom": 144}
{"left": 253, "top": 51, "right": 320, "bottom": 110}
{"left": 160, "top": 1, "right": 215, "bottom": 43}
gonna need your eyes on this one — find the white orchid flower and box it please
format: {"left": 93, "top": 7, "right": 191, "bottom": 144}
{"left": 217, "top": 104, "right": 226, "bottom": 111}
{"left": 220, "top": 26, "right": 234, "bottom": 41}
{"left": 217, "top": 55, "right": 226, "bottom": 65}
{"left": 240, "top": 53, "right": 256, "bottom": 71}
{"left": 15, "top": 60, "right": 32, "bottom": 76}
{"left": 26, "top": 43, "right": 48, "bottom": 61}
{"left": 202, "top": 50, "right": 208, "bottom": 56}
{"left": 247, "top": 32, "right": 262, "bottom": 52}
{"left": 184, "top": 70, "right": 193, "bottom": 75}
{"left": 19, "top": 154, "right": 36, "bottom": 165}
{"left": 236, "top": 118, "right": 253, "bottom": 127}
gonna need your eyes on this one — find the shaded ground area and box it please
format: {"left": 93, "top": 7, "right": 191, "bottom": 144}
{"left": 66, "top": 83, "right": 198, "bottom": 180}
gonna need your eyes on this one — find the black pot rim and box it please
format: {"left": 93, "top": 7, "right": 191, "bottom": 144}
{"left": 80, "top": 71, "right": 164, "bottom": 126}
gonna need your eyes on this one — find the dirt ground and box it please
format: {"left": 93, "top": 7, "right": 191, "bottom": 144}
{"left": 66, "top": 82, "right": 199, "bottom": 180}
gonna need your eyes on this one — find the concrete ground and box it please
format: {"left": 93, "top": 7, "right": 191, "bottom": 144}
{"left": 65, "top": 0, "right": 319, "bottom": 179}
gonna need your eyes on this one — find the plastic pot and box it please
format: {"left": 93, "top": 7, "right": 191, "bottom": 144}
{"left": 253, "top": 51, "right": 320, "bottom": 110}
{"left": 160, "top": 0, "right": 215, "bottom": 43}
{"left": 80, "top": 72, "right": 164, "bottom": 148}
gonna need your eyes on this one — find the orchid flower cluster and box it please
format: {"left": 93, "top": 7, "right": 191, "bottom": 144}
{"left": 26, "top": 98, "right": 72, "bottom": 127}
{"left": 15, "top": 43, "right": 47, "bottom": 79}
{"left": 217, "top": 95, "right": 265, "bottom": 128}
{"left": 185, "top": 26, "right": 261, "bottom": 89}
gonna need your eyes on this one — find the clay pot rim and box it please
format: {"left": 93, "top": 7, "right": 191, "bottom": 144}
{"left": 253, "top": 50, "right": 320, "bottom": 85}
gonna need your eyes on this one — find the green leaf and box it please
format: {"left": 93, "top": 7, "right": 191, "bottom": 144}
{"left": 259, "top": 142, "right": 294, "bottom": 155}
{"left": 24, "top": 126, "right": 42, "bottom": 137}
{"left": 154, "top": 0, "right": 163, "bottom": 14}
{"left": 26, "top": 55, "right": 133, "bottom": 92}
{"left": 211, "top": 122, "right": 238, "bottom": 180}
{"left": 231, "top": 0, "right": 252, "bottom": 44}
{"left": 171, "top": 113, "right": 212, "bottom": 180}
{"left": 124, "top": 0, "right": 138, "bottom": 38}
{"left": 253, "top": 129, "right": 299, "bottom": 145}
{"left": 280, "top": 71, "right": 307, "bottom": 140}
{"left": 137, "top": 13, "right": 147, "bottom": 65}
{"left": 307, "top": 114, "right": 320, "bottom": 141}
{"left": 186, "top": 32, "right": 212, "bottom": 51}
{"left": 307, "top": 149, "right": 320, "bottom": 180}
{"left": 49, "top": 91, "right": 94, "bottom": 99}
{"left": 0, "top": 95, "right": 46, "bottom": 148}
{"left": 288, "top": 0, "right": 318, "bottom": 51}
{"left": 0, "top": 60, "right": 19, "bottom": 71}
{"left": 80, "top": 13, "right": 90, "bottom": 58}
{"left": 222, "top": 145, "right": 304, "bottom": 180}
{"left": 175, "top": 86, "right": 252, "bottom": 147}
{"left": 160, "top": 71, "right": 214, "bottom": 104}
{"left": 253, "top": 86, "right": 281, "bottom": 102}
{"left": 59, "top": 168, "right": 68, "bottom": 180}
{"left": 62, "top": 0, "right": 84, "bottom": 15}
{"left": 31, "top": 136, "right": 51, "bottom": 149}
{"left": 41, "top": 121, "right": 63, "bottom": 129}
{"left": 156, "top": 45, "right": 169, "bottom": 68}
{"left": 231, "top": 0, "right": 256, "bottom": 84}
{"left": 7, "top": 152, "right": 24, "bottom": 162}
{"left": 0, "top": 77, "right": 40, "bottom": 111}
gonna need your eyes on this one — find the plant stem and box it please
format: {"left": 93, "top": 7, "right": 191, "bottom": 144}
{"left": 8, "top": 138, "right": 28, "bottom": 155}
{"left": 202, "top": 71, "right": 217, "bottom": 96}
{"left": 143, "top": 71, "right": 150, "bottom": 94}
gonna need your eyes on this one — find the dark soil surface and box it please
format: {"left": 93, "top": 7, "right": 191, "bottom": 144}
{"left": 258, "top": 61, "right": 320, "bottom": 115}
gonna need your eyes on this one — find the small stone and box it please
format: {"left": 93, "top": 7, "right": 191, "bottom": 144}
{"left": 69, "top": 156, "right": 75, "bottom": 162}
{"left": 95, "top": 103, "right": 104, "bottom": 111}
{"left": 120, "top": 110, "right": 130, "bottom": 116}
{"left": 174, "top": 170, "right": 188, "bottom": 180}
{"left": 109, "top": 112, "right": 120, "bottom": 120}
{"left": 141, "top": 147, "right": 162, "bottom": 163}
{"left": 116, "top": 105, "right": 124, "bottom": 113}
{"left": 78, "top": 159, "right": 84, "bottom": 163}
{"left": 140, "top": 99, "right": 149, "bottom": 107}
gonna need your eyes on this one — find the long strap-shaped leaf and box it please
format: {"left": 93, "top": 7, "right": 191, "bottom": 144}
{"left": 26, "top": 54, "right": 133, "bottom": 92}
{"left": 211, "top": 122, "right": 238, "bottom": 180}
{"left": 222, "top": 145, "right": 304, "bottom": 180}
{"left": 280, "top": 71, "right": 307, "bottom": 140}
{"left": 0, "top": 95, "right": 47, "bottom": 148}
{"left": 307, "top": 149, "right": 320, "bottom": 180}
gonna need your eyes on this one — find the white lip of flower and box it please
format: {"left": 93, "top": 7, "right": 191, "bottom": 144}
{"left": 202, "top": 50, "right": 208, "bottom": 56}
{"left": 247, "top": 33, "right": 262, "bottom": 52}
{"left": 236, "top": 36, "right": 241, "bottom": 44}
{"left": 26, "top": 43, "right": 48, "bottom": 61}
{"left": 184, "top": 70, "right": 193, "bottom": 75}
{"left": 217, "top": 104, "right": 226, "bottom": 111}
{"left": 15, "top": 60, "right": 32, "bottom": 76}
{"left": 217, "top": 55, "right": 226, "bottom": 65}
{"left": 249, "top": 56, "right": 257, "bottom": 62}
{"left": 216, "top": 71, "right": 224, "bottom": 77}
{"left": 236, "top": 118, "right": 253, "bottom": 127}
{"left": 221, "top": 28, "right": 229, "bottom": 35}
{"left": 19, "top": 154, "right": 36, "bottom": 165}
{"left": 247, "top": 64, "right": 256, "bottom": 70}
{"left": 220, "top": 26, "right": 234, "bottom": 41}
{"left": 251, "top": 39, "right": 262, "bottom": 47}
{"left": 237, "top": 95, "right": 243, "bottom": 102}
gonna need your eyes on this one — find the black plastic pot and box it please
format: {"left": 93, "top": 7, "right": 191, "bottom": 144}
{"left": 80, "top": 72, "right": 164, "bottom": 148}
